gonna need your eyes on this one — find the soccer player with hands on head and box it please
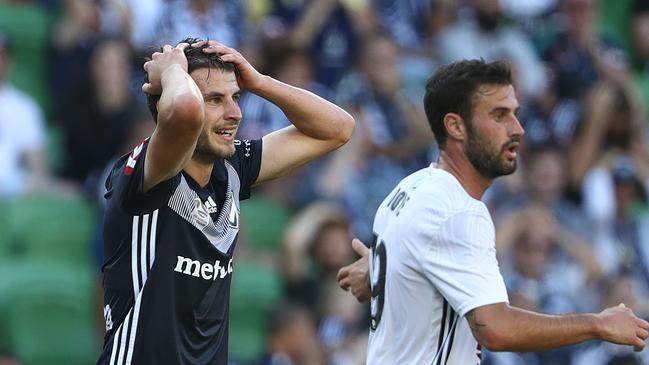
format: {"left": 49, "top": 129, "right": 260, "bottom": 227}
{"left": 97, "top": 38, "right": 353, "bottom": 365}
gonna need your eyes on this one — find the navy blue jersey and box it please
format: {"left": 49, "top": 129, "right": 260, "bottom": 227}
{"left": 97, "top": 138, "right": 262, "bottom": 365}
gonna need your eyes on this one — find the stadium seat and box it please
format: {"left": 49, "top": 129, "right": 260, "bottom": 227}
{"left": 240, "top": 196, "right": 292, "bottom": 251}
{"left": 0, "top": 200, "right": 18, "bottom": 257}
{"left": 0, "top": 259, "right": 99, "bottom": 365}
{"left": 45, "top": 123, "right": 67, "bottom": 174}
{"left": 6, "top": 194, "right": 96, "bottom": 265}
{"left": 229, "top": 259, "right": 282, "bottom": 362}
{"left": 0, "top": 2, "right": 51, "bottom": 111}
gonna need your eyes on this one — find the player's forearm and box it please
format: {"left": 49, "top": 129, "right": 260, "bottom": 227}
{"left": 157, "top": 64, "right": 204, "bottom": 129}
{"left": 253, "top": 75, "right": 354, "bottom": 144}
{"left": 144, "top": 65, "right": 205, "bottom": 192}
{"left": 470, "top": 304, "right": 600, "bottom": 352}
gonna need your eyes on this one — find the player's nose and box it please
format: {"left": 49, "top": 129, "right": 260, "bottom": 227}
{"left": 224, "top": 99, "right": 242, "bottom": 121}
{"left": 510, "top": 115, "right": 525, "bottom": 137}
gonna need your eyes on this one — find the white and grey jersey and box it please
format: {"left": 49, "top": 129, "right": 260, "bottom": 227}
{"left": 367, "top": 165, "right": 509, "bottom": 365}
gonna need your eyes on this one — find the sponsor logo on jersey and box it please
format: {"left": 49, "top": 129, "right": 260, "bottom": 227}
{"left": 204, "top": 196, "right": 218, "bottom": 214}
{"left": 174, "top": 255, "right": 233, "bottom": 280}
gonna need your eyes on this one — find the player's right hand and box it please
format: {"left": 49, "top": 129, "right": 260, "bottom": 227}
{"left": 337, "top": 238, "right": 371, "bottom": 303}
{"left": 597, "top": 303, "right": 649, "bottom": 351}
{"left": 192, "top": 40, "right": 265, "bottom": 92}
{"left": 142, "top": 43, "right": 190, "bottom": 95}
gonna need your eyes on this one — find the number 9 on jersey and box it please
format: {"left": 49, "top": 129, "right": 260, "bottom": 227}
{"left": 370, "top": 233, "right": 387, "bottom": 331}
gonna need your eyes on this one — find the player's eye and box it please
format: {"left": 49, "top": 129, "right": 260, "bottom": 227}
{"left": 496, "top": 111, "right": 509, "bottom": 120}
{"left": 206, "top": 96, "right": 222, "bottom": 104}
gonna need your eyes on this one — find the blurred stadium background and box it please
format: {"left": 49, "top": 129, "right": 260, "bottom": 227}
{"left": 1, "top": 0, "right": 649, "bottom": 364}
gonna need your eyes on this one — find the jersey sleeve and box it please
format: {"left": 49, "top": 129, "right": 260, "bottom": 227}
{"left": 225, "top": 139, "right": 262, "bottom": 200}
{"left": 420, "top": 208, "right": 509, "bottom": 317}
{"left": 104, "top": 139, "right": 180, "bottom": 214}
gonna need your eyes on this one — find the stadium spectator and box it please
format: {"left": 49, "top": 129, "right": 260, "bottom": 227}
{"left": 257, "top": 0, "right": 374, "bottom": 88}
{"left": 331, "top": 34, "right": 433, "bottom": 240}
{"left": 256, "top": 303, "right": 325, "bottom": 365}
{"left": 0, "top": 32, "right": 48, "bottom": 198}
{"left": 489, "top": 143, "right": 593, "bottom": 240}
{"left": 543, "top": 0, "right": 628, "bottom": 99}
{"left": 586, "top": 157, "right": 649, "bottom": 297}
{"left": 572, "top": 80, "right": 649, "bottom": 202}
{"left": 155, "top": 0, "right": 245, "bottom": 49}
{"left": 57, "top": 37, "right": 138, "bottom": 183}
{"left": 437, "top": 0, "right": 547, "bottom": 100}
{"left": 282, "top": 202, "right": 354, "bottom": 309}
{"left": 50, "top": 0, "right": 104, "bottom": 109}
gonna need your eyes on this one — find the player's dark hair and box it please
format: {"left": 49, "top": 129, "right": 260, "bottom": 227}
{"left": 144, "top": 37, "right": 237, "bottom": 122}
{"left": 423, "top": 59, "right": 512, "bottom": 149}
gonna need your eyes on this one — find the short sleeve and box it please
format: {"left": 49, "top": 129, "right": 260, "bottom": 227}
{"left": 421, "top": 209, "right": 509, "bottom": 317}
{"left": 104, "top": 139, "right": 180, "bottom": 214}
{"left": 225, "top": 139, "right": 262, "bottom": 200}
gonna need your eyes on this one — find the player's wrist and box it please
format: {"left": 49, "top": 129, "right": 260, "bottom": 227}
{"left": 161, "top": 64, "right": 188, "bottom": 83}
{"left": 248, "top": 74, "right": 271, "bottom": 94}
{"left": 587, "top": 313, "right": 605, "bottom": 340}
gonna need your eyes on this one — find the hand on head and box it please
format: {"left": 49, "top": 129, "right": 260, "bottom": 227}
{"left": 191, "top": 40, "right": 264, "bottom": 91}
{"left": 142, "top": 43, "right": 190, "bottom": 95}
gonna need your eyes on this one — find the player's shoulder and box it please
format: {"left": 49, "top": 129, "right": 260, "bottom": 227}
{"left": 401, "top": 168, "right": 490, "bottom": 233}
{"left": 224, "top": 139, "right": 260, "bottom": 167}
{"left": 105, "top": 138, "right": 150, "bottom": 193}
{"left": 113, "top": 138, "right": 150, "bottom": 175}
{"left": 415, "top": 167, "right": 484, "bottom": 212}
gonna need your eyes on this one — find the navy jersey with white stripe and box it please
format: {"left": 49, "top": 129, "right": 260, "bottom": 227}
{"left": 97, "top": 138, "right": 262, "bottom": 365}
{"left": 367, "top": 165, "right": 509, "bottom": 364}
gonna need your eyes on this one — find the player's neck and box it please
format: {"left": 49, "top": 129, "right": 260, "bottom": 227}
{"left": 437, "top": 149, "right": 492, "bottom": 200}
{"left": 183, "top": 159, "right": 214, "bottom": 188}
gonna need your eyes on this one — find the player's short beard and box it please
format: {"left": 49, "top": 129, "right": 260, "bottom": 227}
{"left": 193, "top": 130, "right": 235, "bottom": 164}
{"left": 464, "top": 121, "right": 517, "bottom": 179}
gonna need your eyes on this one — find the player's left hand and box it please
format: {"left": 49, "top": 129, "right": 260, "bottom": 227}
{"left": 337, "top": 238, "right": 371, "bottom": 303}
{"left": 191, "top": 40, "right": 265, "bottom": 91}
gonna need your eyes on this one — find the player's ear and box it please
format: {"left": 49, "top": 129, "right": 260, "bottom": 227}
{"left": 443, "top": 113, "right": 467, "bottom": 142}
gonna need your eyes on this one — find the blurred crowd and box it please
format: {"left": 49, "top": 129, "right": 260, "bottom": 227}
{"left": 1, "top": 0, "right": 649, "bottom": 364}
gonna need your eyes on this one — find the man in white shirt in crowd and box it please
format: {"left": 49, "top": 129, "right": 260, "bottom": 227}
{"left": 0, "top": 31, "right": 47, "bottom": 198}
